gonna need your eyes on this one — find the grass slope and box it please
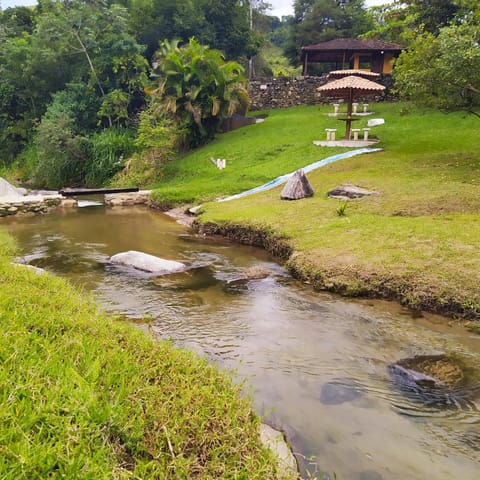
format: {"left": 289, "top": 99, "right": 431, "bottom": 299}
{"left": 152, "top": 103, "right": 480, "bottom": 319}
{"left": 0, "top": 231, "right": 283, "bottom": 479}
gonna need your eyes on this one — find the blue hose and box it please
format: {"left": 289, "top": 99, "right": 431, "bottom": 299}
{"left": 219, "top": 147, "right": 382, "bottom": 202}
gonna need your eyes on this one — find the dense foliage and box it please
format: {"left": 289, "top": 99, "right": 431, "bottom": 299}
{"left": 0, "top": 0, "right": 262, "bottom": 188}
{"left": 391, "top": 1, "right": 480, "bottom": 114}
{"left": 285, "top": 0, "right": 374, "bottom": 67}
{"left": 148, "top": 39, "right": 249, "bottom": 148}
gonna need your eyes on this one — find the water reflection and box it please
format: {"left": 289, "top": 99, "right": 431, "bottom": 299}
{"left": 3, "top": 206, "right": 480, "bottom": 480}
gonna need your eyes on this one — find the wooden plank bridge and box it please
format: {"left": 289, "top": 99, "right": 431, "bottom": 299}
{"left": 59, "top": 187, "right": 139, "bottom": 197}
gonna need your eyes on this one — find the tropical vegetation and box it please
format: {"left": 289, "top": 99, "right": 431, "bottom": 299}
{"left": 0, "top": 0, "right": 264, "bottom": 188}
{"left": 148, "top": 38, "right": 250, "bottom": 148}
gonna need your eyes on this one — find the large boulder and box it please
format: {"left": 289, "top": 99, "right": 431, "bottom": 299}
{"left": 281, "top": 169, "right": 314, "bottom": 200}
{"left": 109, "top": 250, "right": 186, "bottom": 274}
{"left": 0, "top": 178, "right": 23, "bottom": 198}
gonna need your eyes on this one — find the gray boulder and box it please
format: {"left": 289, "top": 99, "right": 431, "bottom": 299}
{"left": 281, "top": 169, "right": 314, "bottom": 200}
{"left": 0, "top": 177, "right": 23, "bottom": 197}
{"left": 109, "top": 250, "right": 186, "bottom": 274}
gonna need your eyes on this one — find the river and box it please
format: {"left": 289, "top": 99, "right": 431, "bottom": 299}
{"left": 3, "top": 204, "right": 480, "bottom": 479}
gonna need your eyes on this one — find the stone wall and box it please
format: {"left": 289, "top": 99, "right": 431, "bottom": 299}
{"left": 249, "top": 75, "right": 397, "bottom": 111}
{"left": 0, "top": 195, "right": 62, "bottom": 217}
{"left": 249, "top": 76, "right": 328, "bottom": 111}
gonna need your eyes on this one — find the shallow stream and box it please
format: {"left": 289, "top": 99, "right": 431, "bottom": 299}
{"left": 3, "top": 205, "right": 480, "bottom": 479}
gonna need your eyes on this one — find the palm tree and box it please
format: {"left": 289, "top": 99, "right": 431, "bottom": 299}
{"left": 148, "top": 38, "right": 250, "bottom": 147}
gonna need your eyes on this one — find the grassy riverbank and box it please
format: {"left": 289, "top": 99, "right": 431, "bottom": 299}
{"left": 0, "top": 231, "right": 283, "bottom": 479}
{"left": 151, "top": 103, "right": 480, "bottom": 319}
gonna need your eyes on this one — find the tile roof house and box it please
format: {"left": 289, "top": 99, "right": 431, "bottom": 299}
{"left": 301, "top": 38, "right": 404, "bottom": 75}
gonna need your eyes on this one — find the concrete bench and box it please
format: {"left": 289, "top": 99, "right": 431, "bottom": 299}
{"left": 351, "top": 128, "right": 361, "bottom": 141}
{"left": 325, "top": 128, "right": 337, "bottom": 141}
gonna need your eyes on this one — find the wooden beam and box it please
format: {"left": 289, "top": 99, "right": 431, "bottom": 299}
{"left": 59, "top": 187, "right": 139, "bottom": 197}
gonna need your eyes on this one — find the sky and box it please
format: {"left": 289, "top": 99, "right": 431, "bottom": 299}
{"left": 270, "top": 0, "right": 391, "bottom": 17}
{"left": 1, "top": 0, "right": 391, "bottom": 16}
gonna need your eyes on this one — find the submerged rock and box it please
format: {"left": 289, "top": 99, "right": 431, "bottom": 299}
{"left": 13, "top": 263, "right": 47, "bottom": 275}
{"left": 152, "top": 266, "right": 221, "bottom": 290}
{"left": 320, "top": 378, "right": 365, "bottom": 405}
{"left": 388, "top": 354, "right": 465, "bottom": 390}
{"left": 109, "top": 250, "right": 186, "bottom": 274}
{"left": 243, "top": 265, "right": 271, "bottom": 280}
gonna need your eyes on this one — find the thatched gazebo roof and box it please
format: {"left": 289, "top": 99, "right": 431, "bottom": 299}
{"left": 318, "top": 76, "right": 386, "bottom": 139}
{"left": 318, "top": 75, "right": 386, "bottom": 98}
{"left": 328, "top": 69, "right": 380, "bottom": 80}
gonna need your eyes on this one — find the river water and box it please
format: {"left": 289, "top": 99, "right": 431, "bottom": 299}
{"left": 3, "top": 205, "right": 480, "bottom": 479}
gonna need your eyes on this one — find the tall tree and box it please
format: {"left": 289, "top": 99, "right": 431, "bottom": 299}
{"left": 285, "top": 0, "right": 373, "bottom": 66}
{"left": 394, "top": 21, "right": 480, "bottom": 116}
{"left": 364, "top": 0, "right": 460, "bottom": 44}
{"left": 35, "top": 0, "right": 147, "bottom": 126}
{"left": 128, "top": 0, "right": 258, "bottom": 61}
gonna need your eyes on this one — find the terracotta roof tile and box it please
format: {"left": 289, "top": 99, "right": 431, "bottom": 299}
{"left": 302, "top": 38, "right": 404, "bottom": 52}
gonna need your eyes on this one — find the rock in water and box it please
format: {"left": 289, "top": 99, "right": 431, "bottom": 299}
{"left": 0, "top": 177, "right": 23, "bottom": 197}
{"left": 109, "top": 250, "right": 186, "bottom": 274}
{"left": 320, "top": 378, "right": 365, "bottom": 405}
{"left": 388, "top": 354, "right": 464, "bottom": 390}
{"left": 280, "top": 169, "right": 314, "bottom": 200}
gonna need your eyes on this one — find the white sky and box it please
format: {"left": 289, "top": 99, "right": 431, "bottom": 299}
{"left": 1, "top": 0, "right": 36, "bottom": 8}
{"left": 270, "top": 0, "right": 392, "bottom": 18}
{"left": 1, "top": 0, "right": 391, "bottom": 16}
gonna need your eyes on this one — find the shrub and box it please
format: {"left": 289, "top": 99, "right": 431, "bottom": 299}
{"left": 85, "top": 128, "right": 136, "bottom": 187}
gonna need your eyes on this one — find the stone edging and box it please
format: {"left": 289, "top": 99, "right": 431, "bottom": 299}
{"left": 0, "top": 195, "right": 63, "bottom": 217}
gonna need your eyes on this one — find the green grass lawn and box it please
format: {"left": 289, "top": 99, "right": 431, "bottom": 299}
{"left": 0, "top": 231, "right": 284, "bottom": 479}
{"left": 150, "top": 103, "right": 480, "bottom": 319}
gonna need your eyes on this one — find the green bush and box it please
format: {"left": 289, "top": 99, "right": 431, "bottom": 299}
{"left": 30, "top": 84, "right": 99, "bottom": 189}
{"left": 110, "top": 107, "right": 181, "bottom": 188}
{"left": 85, "top": 128, "right": 136, "bottom": 187}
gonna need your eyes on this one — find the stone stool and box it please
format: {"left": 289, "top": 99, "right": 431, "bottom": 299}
{"left": 362, "top": 128, "right": 370, "bottom": 141}
{"left": 352, "top": 103, "right": 359, "bottom": 114}
{"left": 362, "top": 103, "right": 369, "bottom": 113}
{"left": 351, "top": 128, "right": 361, "bottom": 141}
{"left": 332, "top": 103, "right": 340, "bottom": 114}
{"left": 325, "top": 128, "right": 337, "bottom": 141}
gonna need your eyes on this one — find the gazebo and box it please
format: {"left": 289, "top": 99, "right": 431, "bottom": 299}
{"left": 301, "top": 38, "right": 404, "bottom": 76}
{"left": 318, "top": 75, "right": 386, "bottom": 140}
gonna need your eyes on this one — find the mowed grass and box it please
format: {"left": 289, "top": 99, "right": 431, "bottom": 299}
{"left": 151, "top": 103, "right": 480, "bottom": 317}
{"left": 0, "top": 231, "right": 283, "bottom": 479}
{"left": 149, "top": 105, "right": 352, "bottom": 204}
